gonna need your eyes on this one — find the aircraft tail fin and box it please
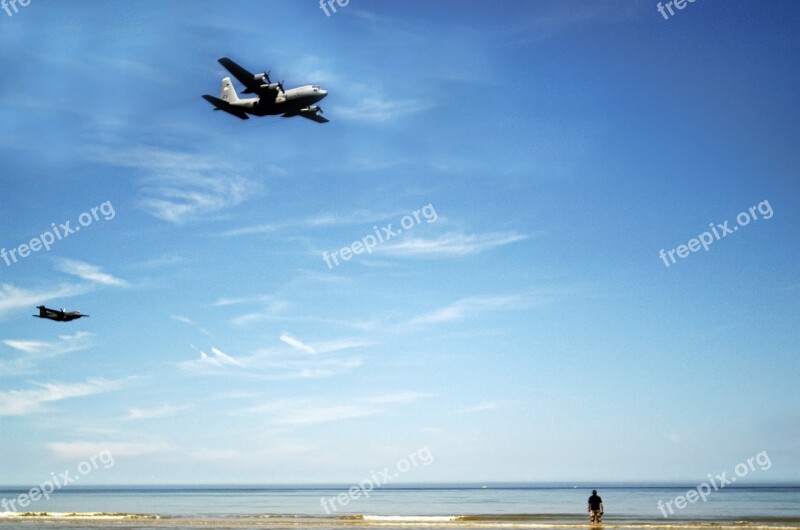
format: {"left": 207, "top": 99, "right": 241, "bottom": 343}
{"left": 220, "top": 77, "right": 240, "bottom": 103}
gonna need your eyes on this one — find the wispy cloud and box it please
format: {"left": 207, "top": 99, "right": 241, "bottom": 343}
{"left": 56, "top": 259, "right": 128, "bottom": 287}
{"left": 0, "top": 283, "right": 87, "bottom": 317}
{"left": 279, "top": 333, "right": 317, "bottom": 354}
{"left": 337, "top": 96, "right": 434, "bottom": 123}
{"left": 141, "top": 173, "right": 255, "bottom": 224}
{"left": 126, "top": 404, "right": 192, "bottom": 420}
{"left": 409, "top": 295, "right": 524, "bottom": 325}
{"left": 362, "top": 392, "right": 434, "bottom": 405}
{"left": 1, "top": 332, "right": 94, "bottom": 375}
{"left": 170, "top": 314, "right": 196, "bottom": 325}
{"left": 0, "top": 378, "right": 128, "bottom": 416}
{"left": 229, "top": 301, "right": 290, "bottom": 326}
{"left": 94, "top": 55, "right": 172, "bottom": 84}
{"left": 179, "top": 346, "right": 242, "bottom": 371}
{"left": 242, "top": 391, "right": 430, "bottom": 426}
{"left": 47, "top": 440, "right": 170, "bottom": 459}
{"left": 311, "top": 338, "right": 373, "bottom": 353}
{"left": 178, "top": 334, "right": 366, "bottom": 380}
{"left": 186, "top": 442, "right": 315, "bottom": 462}
{"left": 244, "top": 399, "right": 378, "bottom": 426}
{"left": 216, "top": 210, "right": 400, "bottom": 238}
{"left": 130, "top": 254, "right": 183, "bottom": 269}
{"left": 212, "top": 294, "right": 276, "bottom": 307}
{"left": 382, "top": 231, "right": 528, "bottom": 257}
{"left": 457, "top": 401, "right": 502, "bottom": 414}
{"left": 88, "top": 146, "right": 259, "bottom": 224}
{"left": 170, "top": 315, "right": 213, "bottom": 337}
{"left": 216, "top": 224, "right": 279, "bottom": 237}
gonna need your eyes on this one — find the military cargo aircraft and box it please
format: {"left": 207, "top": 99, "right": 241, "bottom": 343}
{"left": 202, "top": 57, "right": 328, "bottom": 122}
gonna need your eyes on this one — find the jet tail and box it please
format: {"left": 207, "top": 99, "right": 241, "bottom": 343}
{"left": 220, "top": 77, "right": 240, "bottom": 103}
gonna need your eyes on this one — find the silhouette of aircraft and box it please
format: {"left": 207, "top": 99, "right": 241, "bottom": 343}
{"left": 33, "top": 305, "right": 89, "bottom": 322}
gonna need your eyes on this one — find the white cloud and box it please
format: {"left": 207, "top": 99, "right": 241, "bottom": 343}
{"left": 246, "top": 400, "right": 378, "bottom": 426}
{"left": 337, "top": 97, "right": 434, "bottom": 123}
{"left": 89, "top": 146, "right": 259, "bottom": 224}
{"left": 0, "top": 378, "right": 128, "bottom": 416}
{"left": 278, "top": 404, "right": 377, "bottom": 425}
{"left": 179, "top": 346, "right": 242, "bottom": 371}
{"left": 47, "top": 440, "right": 169, "bottom": 459}
{"left": 141, "top": 173, "right": 255, "bottom": 224}
{"left": 382, "top": 231, "right": 528, "bottom": 257}
{"left": 126, "top": 404, "right": 191, "bottom": 420}
{"left": 312, "top": 338, "right": 372, "bottom": 353}
{"left": 409, "top": 295, "right": 523, "bottom": 325}
{"left": 242, "top": 391, "right": 429, "bottom": 426}
{"left": 279, "top": 333, "right": 317, "bottom": 354}
{"left": 226, "top": 298, "right": 288, "bottom": 326}
{"left": 187, "top": 443, "right": 315, "bottom": 462}
{"left": 217, "top": 224, "right": 279, "bottom": 237}
{"left": 170, "top": 314, "right": 196, "bottom": 325}
{"left": 249, "top": 355, "right": 364, "bottom": 380}
{"left": 457, "top": 401, "right": 501, "bottom": 414}
{"left": 216, "top": 209, "right": 399, "bottom": 238}
{"left": 178, "top": 333, "right": 366, "bottom": 380}
{"left": 362, "top": 392, "right": 434, "bottom": 405}
{"left": 2, "top": 340, "right": 49, "bottom": 354}
{"left": 1, "top": 332, "right": 94, "bottom": 375}
{"left": 229, "top": 312, "right": 269, "bottom": 327}
{"left": 0, "top": 283, "right": 88, "bottom": 317}
{"left": 188, "top": 448, "right": 241, "bottom": 461}
{"left": 213, "top": 294, "right": 278, "bottom": 307}
{"left": 56, "top": 259, "right": 128, "bottom": 287}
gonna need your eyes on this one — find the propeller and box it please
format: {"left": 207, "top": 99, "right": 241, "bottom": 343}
{"left": 277, "top": 80, "right": 285, "bottom": 93}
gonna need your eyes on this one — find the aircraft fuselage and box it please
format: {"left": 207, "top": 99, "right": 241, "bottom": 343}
{"left": 230, "top": 85, "right": 327, "bottom": 117}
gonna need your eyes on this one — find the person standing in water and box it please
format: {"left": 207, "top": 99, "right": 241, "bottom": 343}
{"left": 588, "top": 489, "right": 604, "bottom": 524}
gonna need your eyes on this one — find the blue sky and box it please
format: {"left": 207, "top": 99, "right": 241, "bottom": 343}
{"left": 0, "top": 0, "right": 798, "bottom": 485}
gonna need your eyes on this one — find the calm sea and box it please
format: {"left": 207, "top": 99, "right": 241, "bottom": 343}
{"left": 0, "top": 485, "right": 798, "bottom": 529}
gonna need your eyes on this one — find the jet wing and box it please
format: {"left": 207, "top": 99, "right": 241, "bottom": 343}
{"left": 202, "top": 95, "right": 250, "bottom": 120}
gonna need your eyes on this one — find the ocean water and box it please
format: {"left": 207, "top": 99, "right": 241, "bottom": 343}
{"left": 0, "top": 485, "right": 798, "bottom": 529}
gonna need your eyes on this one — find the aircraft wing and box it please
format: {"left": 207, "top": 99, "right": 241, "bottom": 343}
{"left": 202, "top": 95, "right": 250, "bottom": 120}
{"left": 290, "top": 107, "right": 329, "bottom": 123}
{"left": 218, "top": 57, "right": 280, "bottom": 101}
{"left": 299, "top": 111, "right": 329, "bottom": 124}
{"left": 217, "top": 57, "right": 261, "bottom": 92}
